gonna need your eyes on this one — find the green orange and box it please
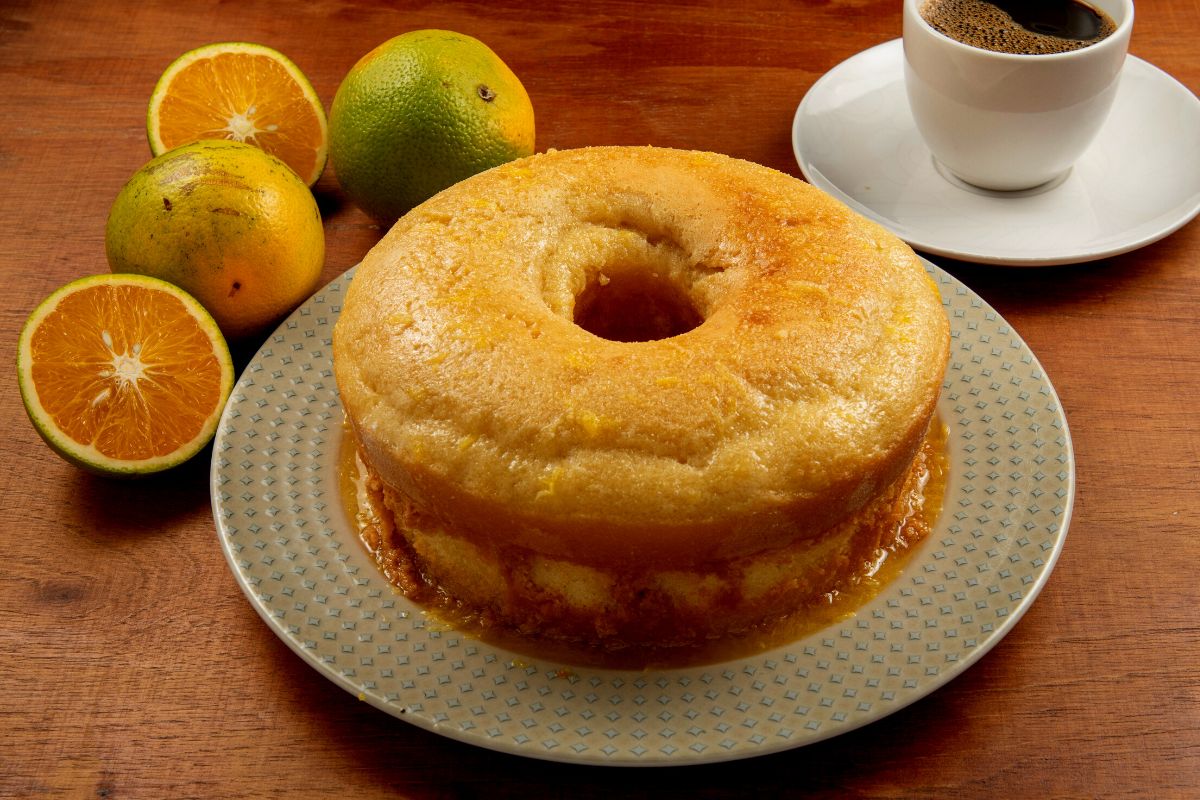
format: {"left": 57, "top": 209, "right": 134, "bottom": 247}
{"left": 328, "top": 30, "right": 535, "bottom": 224}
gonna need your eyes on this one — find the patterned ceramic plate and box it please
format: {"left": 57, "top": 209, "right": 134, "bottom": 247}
{"left": 211, "top": 260, "right": 1074, "bottom": 766}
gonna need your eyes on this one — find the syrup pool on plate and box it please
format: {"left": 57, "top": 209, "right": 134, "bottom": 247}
{"left": 338, "top": 421, "right": 948, "bottom": 669}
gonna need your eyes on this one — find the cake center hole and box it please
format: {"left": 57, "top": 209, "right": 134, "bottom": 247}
{"left": 573, "top": 271, "right": 702, "bottom": 342}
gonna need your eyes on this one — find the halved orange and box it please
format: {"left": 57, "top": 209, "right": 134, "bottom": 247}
{"left": 147, "top": 42, "right": 328, "bottom": 186}
{"left": 17, "top": 274, "right": 235, "bottom": 477}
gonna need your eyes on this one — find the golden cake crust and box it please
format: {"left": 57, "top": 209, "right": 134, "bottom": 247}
{"left": 333, "top": 146, "right": 950, "bottom": 569}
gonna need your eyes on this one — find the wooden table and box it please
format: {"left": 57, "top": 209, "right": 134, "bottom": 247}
{"left": 3, "top": 1, "right": 1197, "bottom": 796}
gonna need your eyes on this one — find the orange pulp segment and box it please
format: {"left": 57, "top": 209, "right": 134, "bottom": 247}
{"left": 17, "top": 274, "right": 234, "bottom": 476}
{"left": 147, "top": 42, "right": 328, "bottom": 186}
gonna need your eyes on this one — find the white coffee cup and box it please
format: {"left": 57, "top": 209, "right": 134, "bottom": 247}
{"left": 903, "top": 0, "right": 1134, "bottom": 192}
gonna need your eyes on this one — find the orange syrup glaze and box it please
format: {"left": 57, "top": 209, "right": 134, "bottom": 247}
{"left": 339, "top": 419, "right": 948, "bottom": 669}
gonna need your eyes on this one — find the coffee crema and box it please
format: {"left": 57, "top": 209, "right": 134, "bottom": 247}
{"left": 920, "top": 0, "right": 1118, "bottom": 55}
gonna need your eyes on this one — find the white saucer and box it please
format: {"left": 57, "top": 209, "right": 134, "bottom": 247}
{"left": 792, "top": 40, "right": 1200, "bottom": 266}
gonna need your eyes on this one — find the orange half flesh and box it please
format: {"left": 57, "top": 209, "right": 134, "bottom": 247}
{"left": 18, "top": 274, "right": 234, "bottom": 475}
{"left": 148, "top": 43, "right": 327, "bottom": 185}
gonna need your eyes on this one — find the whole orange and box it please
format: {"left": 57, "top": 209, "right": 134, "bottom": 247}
{"left": 328, "top": 30, "right": 535, "bottom": 224}
{"left": 105, "top": 139, "right": 325, "bottom": 339}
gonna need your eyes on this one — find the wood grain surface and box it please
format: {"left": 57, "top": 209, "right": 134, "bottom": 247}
{"left": 2, "top": 1, "right": 1197, "bottom": 797}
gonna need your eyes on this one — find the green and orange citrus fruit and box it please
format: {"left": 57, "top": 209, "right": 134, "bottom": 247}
{"left": 328, "top": 29, "right": 536, "bottom": 223}
{"left": 147, "top": 41, "right": 328, "bottom": 186}
{"left": 105, "top": 139, "right": 325, "bottom": 340}
{"left": 17, "top": 273, "right": 234, "bottom": 477}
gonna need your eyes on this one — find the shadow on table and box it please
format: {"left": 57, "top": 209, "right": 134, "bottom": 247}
{"left": 924, "top": 234, "right": 1178, "bottom": 318}
{"left": 51, "top": 439, "right": 214, "bottom": 541}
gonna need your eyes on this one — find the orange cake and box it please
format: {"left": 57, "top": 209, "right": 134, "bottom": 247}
{"left": 333, "top": 146, "right": 951, "bottom": 662}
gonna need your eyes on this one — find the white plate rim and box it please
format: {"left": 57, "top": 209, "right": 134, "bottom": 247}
{"left": 211, "top": 260, "right": 1075, "bottom": 766}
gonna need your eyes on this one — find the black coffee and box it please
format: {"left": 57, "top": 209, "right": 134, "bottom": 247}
{"left": 920, "top": 0, "right": 1118, "bottom": 55}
